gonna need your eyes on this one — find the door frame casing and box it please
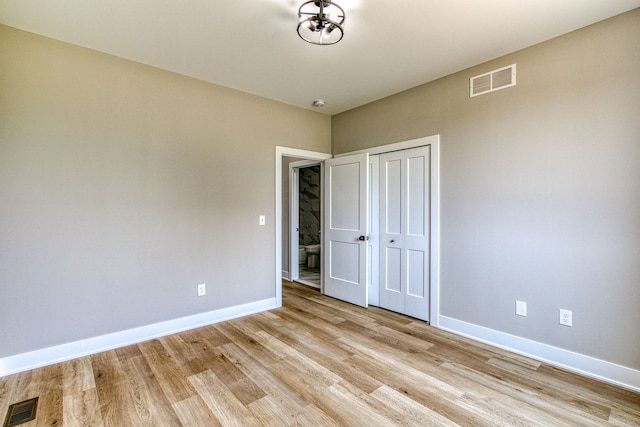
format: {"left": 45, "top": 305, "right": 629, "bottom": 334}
{"left": 368, "top": 155, "right": 380, "bottom": 307}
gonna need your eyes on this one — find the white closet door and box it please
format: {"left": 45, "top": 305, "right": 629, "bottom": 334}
{"left": 323, "top": 153, "right": 369, "bottom": 307}
{"left": 379, "top": 146, "right": 430, "bottom": 320}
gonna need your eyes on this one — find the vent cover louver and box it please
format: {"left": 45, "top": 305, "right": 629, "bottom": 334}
{"left": 470, "top": 64, "right": 516, "bottom": 97}
{"left": 3, "top": 397, "right": 38, "bottom": 427}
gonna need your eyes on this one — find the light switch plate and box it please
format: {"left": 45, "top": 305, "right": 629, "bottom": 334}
{"left": 259, "top": 215, "right": 266, "bottom": 225}
{"left": 515, "top": 300, "right": 527, "bottom": 316}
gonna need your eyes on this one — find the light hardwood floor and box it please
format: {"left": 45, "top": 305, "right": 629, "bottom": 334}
{"left": 1, "top": 281, "right": 639, "bottom": 426}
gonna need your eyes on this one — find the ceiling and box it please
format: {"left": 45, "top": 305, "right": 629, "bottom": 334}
{"left": 1, "top": 0, "right": 639, "bottom": 115}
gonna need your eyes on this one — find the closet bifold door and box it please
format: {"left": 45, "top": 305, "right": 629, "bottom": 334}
{"left": 323, "top": 153, "right": 369, "bottom": 307}
{"left": 379, "top": 146, "right": 430, "bottom": 321}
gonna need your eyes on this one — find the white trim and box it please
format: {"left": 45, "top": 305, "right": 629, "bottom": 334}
{"left": 282, "top": 270, "right": 290, "bottom": 281}
{"left": 438, "top": 315, "right": 640, "bottom": 392}
{"left": 0, "top": 298, "right": 276, "bottom": 377}
{"left": 334, "top": 135, "right": 440, "bottom": 158}
{"left": 367, "top": 155, "right": 380, "bottom": 306}
{"left": 319, "top": 161, "right": 325, "bottom": 294}
{"left": 275, "top": 146, "right": 332, "bottom": 307}
{"left": 289, "top": 165, "right": 300, "bottom": 281}
{"left": 429, "top": 140, "right": 441, "bottom": 327}
{"left": 290, "top": 160, "right": 321, "bottom": 168}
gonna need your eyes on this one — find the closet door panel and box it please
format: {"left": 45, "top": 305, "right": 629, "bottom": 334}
{"left": 379, "top": 151, "right": 405, "bottom": 312}
{"left": 407, "top": 154, "right": 426, "bottom": 237}
{"left": 323, "top": 153, "right": 369, "bottom": 307}
{"left": 384, "top": 247, "right": 402, "bottom": 293}
{"left": 383, "top": 158, "right": 402, "bottom": 236}
{"left": 379, "top": 146, "right": 430, "bottom": 321}
{"left": 407, "top": 249, "right": 426, "bottom": 298}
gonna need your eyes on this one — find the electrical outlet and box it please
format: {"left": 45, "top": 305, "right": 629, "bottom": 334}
{"left": 559, "top": 309, "right": 572, "bottom": 326}
{"left": 259, "top": 215, "right": 266, "bottom": 225}
{"left": 515, "top": 300, "right": 527, "bottom": 317}
{"left": 197, "top": 283, "right": 206, "bottom": 297}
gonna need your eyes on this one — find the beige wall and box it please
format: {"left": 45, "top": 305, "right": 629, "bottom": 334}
{"left": 332, "top": 10, "right": 640, "bottom": 370}
{"left": 0, "top": 25, "right": 330, "bottom": 357}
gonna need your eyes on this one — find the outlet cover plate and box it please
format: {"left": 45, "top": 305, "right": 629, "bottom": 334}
{"left": 197, "top": 283, "right": 206, "bottom": 297}
{"left": 559, "top": 308, "right": 572, "bottom": 326}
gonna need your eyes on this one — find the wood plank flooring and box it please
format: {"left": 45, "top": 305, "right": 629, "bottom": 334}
{"left": 1, "top": 281, "right": 639, "bottom": 426}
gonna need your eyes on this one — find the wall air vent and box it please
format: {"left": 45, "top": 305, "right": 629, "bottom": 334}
{"left": 470, "top": 64, "right": 516, "bottom": 97}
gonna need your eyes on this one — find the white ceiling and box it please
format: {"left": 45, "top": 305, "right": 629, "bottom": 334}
{"left": 1, "top": 0, "right": 639, "bottom": 115}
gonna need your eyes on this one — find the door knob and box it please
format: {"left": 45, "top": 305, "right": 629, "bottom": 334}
{"left": 358, "top": 235, "right": 369, "bottom": 241}
{"left": 390, "top": 239, "right": 395, "bottom": 243}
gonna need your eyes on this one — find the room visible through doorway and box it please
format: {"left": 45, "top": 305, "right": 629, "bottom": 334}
{"left": 290, "top": 161, "right": 322, "bottom": 288}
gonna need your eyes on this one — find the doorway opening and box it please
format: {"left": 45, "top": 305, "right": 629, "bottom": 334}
{"left": 290, "top": 161, "right": 322, "bottom": 288}
{"left": 275, "top": 147, "right": 331, "bottom": 307}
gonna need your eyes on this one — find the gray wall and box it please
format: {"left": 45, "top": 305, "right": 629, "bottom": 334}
{"left": 0, "top": 25, "right": 331, "bottom": 357}
{"left": 332, "top": 10, "right": 640, "bottom": 370}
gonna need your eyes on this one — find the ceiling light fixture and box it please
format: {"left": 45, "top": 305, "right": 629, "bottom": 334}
{"left": 297, "top": 1, "right": 345, "bottom": 45}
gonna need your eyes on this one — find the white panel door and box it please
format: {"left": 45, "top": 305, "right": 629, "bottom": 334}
{"left": 323, "top": 153, "right": 369, "bottom": 307}
{"left": 379, "top": 146, "right": 430, "bottom": 320}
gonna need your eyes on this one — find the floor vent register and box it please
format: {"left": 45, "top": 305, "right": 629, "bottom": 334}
{"left": 3, "top": 397, "right": 38, "bottom": 427}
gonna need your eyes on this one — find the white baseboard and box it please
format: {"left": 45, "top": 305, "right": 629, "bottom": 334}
{"left": 438, "top": 315, "right": 640, "bottom": 392}
{"left": 0, "top": 298, "right": 277, "bottom": 377}
{"left": 282, "top": 270, "right": 290, "bottom": 281}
